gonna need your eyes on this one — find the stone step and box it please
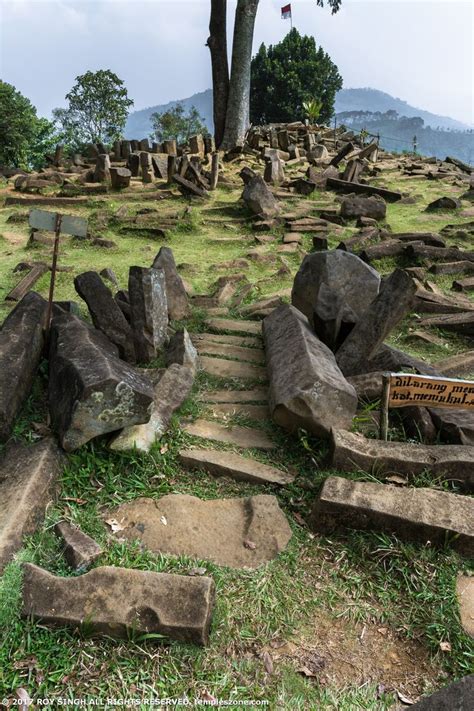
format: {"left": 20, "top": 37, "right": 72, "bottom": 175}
{"left": 205, "top": 403, "right": 270, "bottom": 421}
{"left": 179, "top": 447, "right": 293, "bottom": 485}
{"left": 199, "top": 388, "right": 268, "bottom": 403}
{"left": 199, "top": 356, "right": 267, "bottom": 380}
{"left": 182, "top": 419, "right": 276, "bottom": 450}
{"left": 195, "top": 341, "right": 265, "bottom": 364}
{"left": 22, "top": 563, "right": 215, "bottom": 646}
{"left": 310, "top": 476, "right": 474, "bottom": 557}
{"left": 107, "top": 493, "right": 291, "bottom": 569}
{"left": 206, "top": 318, "right": 262, "bottom": 336}
{"left": 191, "top": 332, "right": 262, "bottom": 349}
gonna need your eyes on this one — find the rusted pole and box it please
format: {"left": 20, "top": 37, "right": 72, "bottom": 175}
{"left": 45, "top": 212, "right": 62, "bottom": 329}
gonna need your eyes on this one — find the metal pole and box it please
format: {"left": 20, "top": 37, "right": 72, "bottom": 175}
{"left": 380, "top": 373, "right": 391, "bottom": 441}
{"left": 45, "top": 213, "right": 62, "bottom": 330}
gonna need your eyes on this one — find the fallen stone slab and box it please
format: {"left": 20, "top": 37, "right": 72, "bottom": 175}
{"left": 242, "top": 175, "right": 280, "bottom": 218}
{"left": 74, "top": 271, "right": 136, "bottom": 363}
{"left": 22, "top": 563, "right": 215, "bottom": 646}
{"left": 0, "top": 292, "right": 48, "bottom": 442}
{"left": 195, "top": 340, "right": 264, "bottom": 364}
{"left": 434, "top": 351, "right": 474, "bottom": 377}
{"left": 199, "top": 356, "right": 267, "bottom": 380}
{"left": 151, "top": 247, "right": 190, "bottom": 320}
{"left": 0, "top": 439, "right": 64, "bottom": 573}
{"left": 310, "top": 476, "right": 474, "bottom": 556}
{"left": 417, "top": 311, "right": 474, "bottom": 337}
{"left": 453, "top": 276, "right": 474, "bottom": 292}
{"left": 426, "top": 196, "right": 461, "bottom": 211}
{"left": 173, "top": 173, "right": 208, "bottom": 198}
{"left": 329, "top": 429, "right": 474, "bottom": 492}
{"left": 263, "top": 305, "right": 357, "bottom": 437}
{"left": 428, "top": 408, "right": 474, "bottom": 446}
{"left": 55, "top": 521, "right": 102, "bottom": 571}
{"left": 110, "top": 364, "right": 194, "bottom": 452}
{"left": 405, "top": 243, "right": 474, "bottom": 263}
{"left": 205, "top": 318, "right": 263, "bottom": 336}
{"left": 183, "top": 419, "right": 276, "bottom": 450}
{"left": 326, "top": 177, "right": 402, "bottom": 202}
{"left": 456, "top": 576, "right": 474, "bottom": 638}
{"left": 129, "top": 266, "right": 168, "bottom": 363}
{"left": 108, "top": 493, "right": 291, "bottom": 569}
{"left": 199, "top": 388, "right": 268, "bottom": 403}
{"left": 336, "top": 269, "right": 416, "bottom": 376}
{"left": 49, "top": 314, "right": 154, "bottom": 451}
{"left": 347, "top": 372, "right": 384, "bottom": 401}
{"left": 408, "top": 675, "right": 474, "bottom": 710}
{"left": 414, "top": 288, "right": 473, "bottom": 315}
{"left": 179, "top": 448, "right": 292, "bottom": 485}
{"left": 206, "top": 403, "right": 269, "bottom": 421}
{"left": 292, "top": 250, "right": 380, "bottom": 348}
{"left": 166, "top": 329, "right": 198, "bottom": 372}
{"left": 428, "top": 261, "right": 474, "bottom": 275}
{"left": 340, "top": 194, "right": 387, "bottom": 221}
{"left": 193, "top": 333, "right": 262, "bottom": 349}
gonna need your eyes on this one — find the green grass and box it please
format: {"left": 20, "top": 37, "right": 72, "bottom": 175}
{"left": 0, "top": 167, "right": 473, "bottom": 706}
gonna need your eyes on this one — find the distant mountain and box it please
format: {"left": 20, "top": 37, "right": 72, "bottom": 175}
{"left": 126, "top": 86, "right": 471, "bottom": 139}
{"left": 125, "top": 89, "right": 213, "bottom": 139}
{"left": 334, "top": 88, "right": 472, "bottom": 132}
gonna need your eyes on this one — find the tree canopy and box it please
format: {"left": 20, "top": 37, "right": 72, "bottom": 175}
{"left": 250, "top": 28, "right": 343, "bottom": 126}
{"left": 0, "top": 81, "right": 58, "bottom": 168}
{"left": 150, "top": 103, "right": 208, "bottom": 144}
{"left": 53, "top": 69, "right": 133, "bottom": 147}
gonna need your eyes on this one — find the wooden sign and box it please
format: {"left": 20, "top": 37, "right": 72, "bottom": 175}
{"left": 29, "top": 208, "right": 88, "bottom": 238}
{"left": 388, "top": 373, "right": 474, "bottom": 410}
{"left": 380, "top": 372, "right": 474, "bottom": 440}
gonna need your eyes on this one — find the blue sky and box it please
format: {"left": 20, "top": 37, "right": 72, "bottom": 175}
{"left": 0, "top": 0, "right": 472, "bottom": 125}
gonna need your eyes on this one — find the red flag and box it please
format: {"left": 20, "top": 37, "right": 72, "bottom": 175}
{"left": 281, "top": 4, "right": 292, "bottom": 20}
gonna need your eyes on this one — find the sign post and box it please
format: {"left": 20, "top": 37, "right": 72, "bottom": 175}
{"left": 28, "top": 209, "right": 88, "bottom": 329}
{"left": 380, "top": 372, "right": 474, "bottom": 439}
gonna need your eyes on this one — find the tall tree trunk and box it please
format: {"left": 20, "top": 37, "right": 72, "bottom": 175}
{"left": 207, "top": 0, "right": 229, "bottom": 148}
{"left": 221, "top": 0, "right": 259, "bottom": 150}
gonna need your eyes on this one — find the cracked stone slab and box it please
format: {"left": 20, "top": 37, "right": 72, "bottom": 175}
{"left": 0, "top": 439, "right": 64, "bottom": 573}
{"left": 179, "top": 448, "right": 293, "bottom": 485}
{"left": 456, "top": 575, "right": 474, "bottom": 638}
{"left": 22, "top": 563, "right": 215, "bottom": 646}
{"left": 195, "top": 340, "right": 265, "bottom": 364}
{"left": 199, "top": 388, "right": 268, "bottom": 403}
{"left": 191, "top": 332, "right": 262, "bottom": 349}
{"left": 108, "top": 494, "right": 292, "bottom": 568}
{"left": 206, "top": 318, "right": 263, "bottom": 336}
{"left": 55, "top": 521, "right": 102, "bottom": 571}
{"left": 206, "top": 403, "right": 270, "bottom": 421}
{"left": 199, "top": 356, "right": 267, "bottom": 380}
{"left": 182, "top": 419, "right": 276, "bottom": 450}
{"left": 310, "top": 476, "right": 474, "bottom": 557}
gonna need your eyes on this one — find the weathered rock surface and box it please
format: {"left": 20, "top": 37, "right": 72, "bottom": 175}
{"left": 0, "top": 439, "right": 64, "bottom": 573}
{"left": 0, "top": 292, "right": 48, "bottom": 442}
{"left": 49, "top": 313, "right": 154, "bottom": 451}
{"left": 310, "top": 476, "right": 474, "bottom": 556}
{"left": 336, "top": 269, "right": 416, "bottom": 375}
{"left": 456, "top": 576, "right": 474, "bottom": 638}
{"left": 55, "top": 521, "right": 102, "bottom": 571}
{"left": 340, "top": 194, "right": 387, "bottom": 221}
{"left": 205, "top": 318, "right": 263, "bottom": 336}
{"left": 291, "top": 251, "right": 380, "bottom": 345}
{"left": 408, "top": 675, "right": 474, "bottom": 710}
{"left": 263, "top": 305, "right": 357, "bottom": 437}
{"left": 241, "top": 175, "right": 280, "bottom": 218}
{"left": 179, "top": 448, "right": 292, "bottom": 485}
{"left": 108, "top": 494, "right": 292, "bottom": 568}
{"left": 183, "top": 419, "right": 276, "bottom": 450}
{"left": 74, "top": 271, "right": 136, "bottom": 363}
{"left": 129, "top": 266, "right": 168, "bottom": 363}
{"left": 22, "top": 563, "right": 215, "bottom": 646}
{"left": 110, "top": 364, "right": 194, "bottom": 452}
{"left": 166, "top": 329, "right": 198, "bottom": 372}
{"left": 152, "top": 247, "right": 190, "bottom": 320}
{"left": 194, "top": 339, "right": 265, "bottom": 364}
{"left": 330, "top": 429, "right": 474, "bottom": 491}
{"left": 199, "top": 355, "right": 267, "bottom": 380}
{"left": 199, "top": 388, "right": 268, "bottom": 403}
{"left": 206, "top": 403, "right": 269, "bottom": 420}
{"left": 347, "top": 372, "right": 384, "bottom": 401}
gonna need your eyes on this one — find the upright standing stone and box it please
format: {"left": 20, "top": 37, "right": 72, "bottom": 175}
{"left": 110, "top": 167, "right": 131, "bottom": 189}
{"left": 55, "top": 521, "right": 102, "bottom": 571}
{"left": 151, "top": 247, "right": 190, "bottom": 320}
{"left": 162, "top": 139, "right": 177, "bottom": 155}
{"left": 139, "top": 138, "right": 150, "bottom": 151}
{"left": 94, "top": 154, "right": 111, "bottom": 183}
{"left": 167, "top": 155, "right": 177, "bottom": 182}
{"left": 166, "top": 329, "right": 198, "bottom": 371}
{"left": 0, "top": 292, "right": 48, "bottom": 442}
{"left": 22, "top": 564, "right": 215, "bottom": 646}
{"left": 127, "top": 153, "right": 140, "bottom": 177}
{"left": 189, "top": 134, "right": 205, "bottom": 156}
{"left": 113, "top": 140, "right": 121, "bottom": 161}
{"left": 336, "top": 269, "right": 416, "bottom": 375}
{"left": 129, "top": 266, "right": 168, "bottom": 363}
{"left": 0, "top": 439, "right": 64, "bottom": 573}
{"left": 49, "top": 313, "right": 154, "bottom": 451}
{"left": 264, "top": 158, "right": 285, "bottom": 185}
{"left": 242, "top": 175, "right": 280, "bottom": 218}
{"left": 74, "top": 271, "right": 136, "bottom": 363}
{"left": 263, "top": 304, "right": 357, "bottom": 437}
{"left": 140, "top": 151, "right": 153, "bottom": 183}
{"left": 121, "top": 140, "right": 131, "bottom": 159}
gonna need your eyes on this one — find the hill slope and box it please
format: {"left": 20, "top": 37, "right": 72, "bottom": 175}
{"left": 125, "top": 89, "right": 213, "bottom": 139}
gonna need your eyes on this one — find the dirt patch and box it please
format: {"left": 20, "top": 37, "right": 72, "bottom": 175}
{"left": 2, "top": 230, "right": 26, "bottom": 246}
{"left": 263, "top": 610, "right": 443, "bottom": 702}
